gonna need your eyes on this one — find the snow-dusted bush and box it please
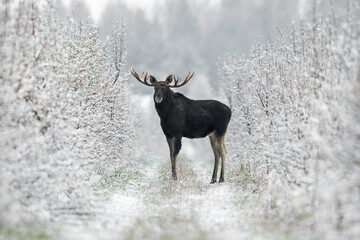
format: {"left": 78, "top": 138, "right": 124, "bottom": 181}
{"left": 0, "top": 1, "right": 133, "bottom": 226}
{"left": 219, "top": 1, "right": 359, "bottom": 238}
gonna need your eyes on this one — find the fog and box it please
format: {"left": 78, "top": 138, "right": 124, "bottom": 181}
{"left": 59, "top": 0, "right": 308, "bottom": 97}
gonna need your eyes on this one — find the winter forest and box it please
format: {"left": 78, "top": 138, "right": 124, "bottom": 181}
{"left": 0, "top": 0, "right": 359, "bottom": 239}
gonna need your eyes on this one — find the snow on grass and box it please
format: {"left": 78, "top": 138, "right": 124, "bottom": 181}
{"left": 0, "top": 153, "right": 321, "bottom": 240}
{"left": 88, "top": 156, "right": 308, "bottom": 240}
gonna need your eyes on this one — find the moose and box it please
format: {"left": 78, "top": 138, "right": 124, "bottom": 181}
{"left": 130, "top": 68, "right": 231, "bottom": 183}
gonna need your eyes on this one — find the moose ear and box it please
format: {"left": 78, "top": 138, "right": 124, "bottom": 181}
{"left": 165, "top": 75, "right": 173, "bottom": 84}
{"left": 149, "top": 75, "right": 157, "bottom": 84}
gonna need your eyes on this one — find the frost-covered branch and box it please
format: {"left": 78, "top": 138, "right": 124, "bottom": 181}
{"left": 219, "top": 1, "right": 360, "bottom": 238}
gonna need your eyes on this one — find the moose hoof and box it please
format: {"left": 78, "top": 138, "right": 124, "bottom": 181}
{"left": 172, "top": 174, "right": 178, "bottom": 181}
{"left": 210, "top": 179, "right": 217, "bottom": 184}
{"left": 219, "top": 178, "right": 225, "bottom": 183}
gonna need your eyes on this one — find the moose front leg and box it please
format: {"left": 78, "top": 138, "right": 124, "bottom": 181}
{"left": 166, "top": 136, "right": 182, "bottom": 180}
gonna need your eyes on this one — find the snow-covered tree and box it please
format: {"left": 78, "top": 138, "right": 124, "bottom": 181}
{"left": 0, "top": 0, "right": 133, "bottom": 227}
{"left": 219, "top": 1, "right": 360, "bottom": 238}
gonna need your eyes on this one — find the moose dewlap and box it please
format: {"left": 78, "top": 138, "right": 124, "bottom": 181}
{"left": 130, "top": 68, "right": 231, "bottom": 183}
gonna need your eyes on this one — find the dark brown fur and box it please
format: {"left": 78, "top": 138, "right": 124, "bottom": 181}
{"left": 131, "top": 70, "right": 231, "bottom": 183}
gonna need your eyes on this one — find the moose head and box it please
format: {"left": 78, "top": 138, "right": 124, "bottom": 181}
{"left": 130, "top": 69, "right": 194, "bottom": 104}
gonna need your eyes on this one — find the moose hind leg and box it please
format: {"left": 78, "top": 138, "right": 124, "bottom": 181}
{"left": 209, "top": 135, "right": 221, "bottom": 184}
{"left": 166, "top": 136, "right": 182, "bottom": 180}
{"left": 219, "top": 135, "right": 227, "bottom": 183}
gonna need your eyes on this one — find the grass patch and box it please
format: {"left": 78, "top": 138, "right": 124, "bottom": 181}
{"left": 152, "top": 159, "right": 209, "bottom": 196}
{"left": 121, "top": 190, "right": 209, "bottom": 240}
{"left": 0, "top": 223, "right": 57, "bottom": 240}
{"left": 95, "top": 164, "right": 146, "bottom": 192}
{"left": 227, "top": 162, "right": 267, "bottom": 191}
{"left": 137, "top": 155, "right": 156, "bottom": 167}
{"left": 247, "top": 229, "right": 298, "bottom": 240}
{"left": 123, "top": 214, "right": 209, "bottom": 240}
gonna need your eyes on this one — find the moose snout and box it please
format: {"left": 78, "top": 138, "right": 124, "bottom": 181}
{"left": 154, "top": 95, "right": 163, "bottom": 103}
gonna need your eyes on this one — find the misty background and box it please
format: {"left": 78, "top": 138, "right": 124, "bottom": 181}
{"left": 56, "top": 0, "right": 345, "bottom": 160}
{"left": 58, "top": 0, "right": 313, "bottom": 98}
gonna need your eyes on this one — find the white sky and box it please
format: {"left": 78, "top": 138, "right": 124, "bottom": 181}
{"left": 61, "top": 0, "right": 222, "bottom": 22}
{"left": 61, "top": 0, "right": 163, "bottom": 22}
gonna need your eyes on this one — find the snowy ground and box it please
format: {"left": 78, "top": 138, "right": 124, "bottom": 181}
{"left": 63, "top": 159, "right": 258, "bottom": 240}
{"left": 0, "top": 155, "right": 315, "bottom": 240}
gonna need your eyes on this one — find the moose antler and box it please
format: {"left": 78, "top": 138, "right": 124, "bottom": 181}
{"left": 170, "top": 71, "right": 195, "bottom": 88}
{"left": 130, "top": 68, "right": 154, "bottom": 86}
